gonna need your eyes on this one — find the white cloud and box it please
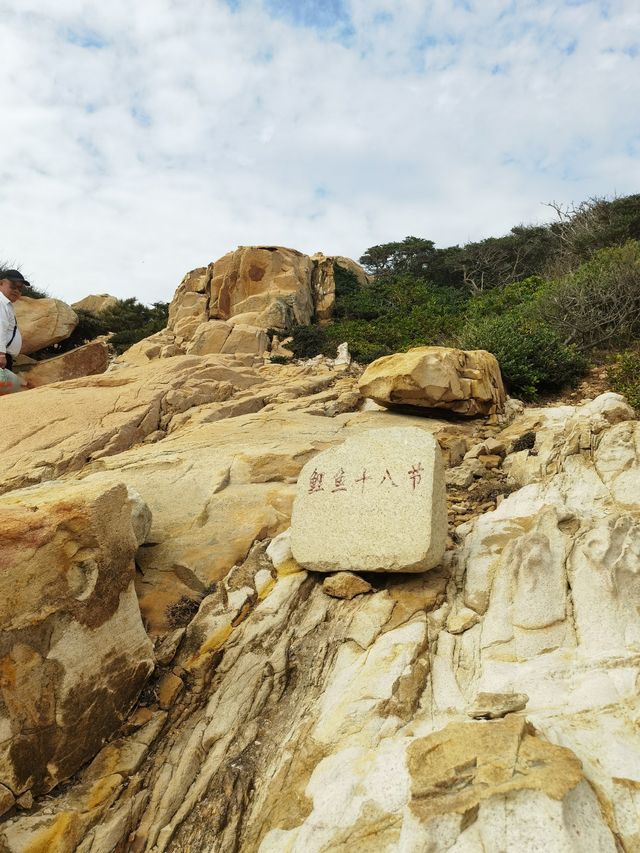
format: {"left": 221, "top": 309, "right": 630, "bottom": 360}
{"left": 0, "top": 0, "right": 639, "bottom": 303}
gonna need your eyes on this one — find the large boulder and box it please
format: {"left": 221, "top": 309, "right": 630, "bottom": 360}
{"left": 71, "top": 294, "right": 118, "bottom": 315}
{"left": 14, "top": 296, "right": 78, "bottom": 355}
{"left": 290, "top": 426, "right": 447, "bottom": 573}
{"left": 120, "top": 247, "right": 369, "bottom": 363}
{"left": 208, "top": 246, "right": 315, "bottom": 328}
{"left": 358, "top": 346, "right": 506, "bottom": 416}
{"left": 0, "top": 479, "right": 154, "bottom": 807}
{"left": 17, "top": 340, "right": 109, "bottom": 387}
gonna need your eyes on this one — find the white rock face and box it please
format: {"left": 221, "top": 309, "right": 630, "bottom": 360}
{"left": 290, "top": 427, "right": 447, "bottom": 573}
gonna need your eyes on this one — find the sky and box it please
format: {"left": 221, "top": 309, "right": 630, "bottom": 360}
{"left": 0, "top": 0, "right": 639, "bottom": 304}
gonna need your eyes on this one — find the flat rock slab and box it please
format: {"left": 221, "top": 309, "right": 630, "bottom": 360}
{"left": 290, "top": 427, "right": 447, "bottom": 573}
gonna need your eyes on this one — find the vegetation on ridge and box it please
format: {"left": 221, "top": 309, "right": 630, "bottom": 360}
{"left": 288, "top": 193, "right": 640, "bottom": 401}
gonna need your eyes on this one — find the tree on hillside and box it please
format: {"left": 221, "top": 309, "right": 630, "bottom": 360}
{"left": 454, "top": 225, "right": 555, "bottom": 293}
{"left": 546, "top": 194, "right": 640, "bottom": 273}
{"left": 359, "top": 237, "right": 438, "bottom": 277}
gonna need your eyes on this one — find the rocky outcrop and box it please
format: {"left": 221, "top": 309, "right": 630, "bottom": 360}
{"left": 71, "top": 294, "right": 118, "bottom": 315}
{"left": 310, "top": 253, "right": 370, "bottom": 322}
{"left": 119, "top": 246, "right": 369, "bottom": 363}
{"left": 359, "top": 346, "right": 506, "bottom": 416}
{"left": 0, "top": 479, "right": 153, "bottom": 810}
{"left": 14, "top": 296, "right": 78, "bottom": 355}
{"left": 2, "top": 345, "right": 640, "bottom": 852}
{"left": 290, "top": 427, "right": 447, "bottom": 573}
{"left": 17, "top": 340, "right": 109, "bottom": 387}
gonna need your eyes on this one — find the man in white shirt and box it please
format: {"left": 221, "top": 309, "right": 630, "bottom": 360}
{"left": 0, "top": 269, "right": 27, "bottom": 374}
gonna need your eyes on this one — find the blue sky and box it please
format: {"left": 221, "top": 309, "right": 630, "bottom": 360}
{"left": 0, "top": 0, "right": 639, "bottom": 302}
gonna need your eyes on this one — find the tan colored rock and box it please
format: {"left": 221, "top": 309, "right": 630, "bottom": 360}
{"left": 478, "top": 453, "right": 502, "bottom": 469}
{"left": 185, "top": 320, "right": 232, "bottom": 355}
{"left": 14, "top": 296, "right": 78, "bottom": 354}
{"left": 0, "top": 355, "right": 265, "bottom": 496}
{"left": 358, "top": 346, "right": 506, "bottom": 416}
{"left": 16, "top": 791, "right": 33, "bottom": 810}
{"left": 466, "top": 691, "right": 529, "bottom": 719}
{"left": 406, "top": 717, "right": 616, "bottom": 849}
{"left": 220, "top": 323, "right": 269, "bottom": 355}
{"left": 322, "top": 572, "right": 373, "bottom": 599}
{"left": 0, "top": 784, "right": 15, "bottom": 818}
{"left": 0, "top": 479, "right": 154, "bottom": 799}
{"left": 290, "top": 426, "right": 447, "bottom": 573}
{"left": 209, "top": 246, "right": 314, "bottom": 329}
{"left": 117, "top": 330, "right": 172, "bottom": 365}
{"left": 446, "top": 606, "right": 480, "bottom": 634}
{"left": 71, "top": 294, "right": 118, "bottom": 314}
{"left": 157, "top": 673, "right": 184, "bottom": 709}
{"left": 17, "top": 340, "right": 109, "bottom": 387}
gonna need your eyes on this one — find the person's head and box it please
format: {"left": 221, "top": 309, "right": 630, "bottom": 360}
{"left": 0, "top": 270, "right": 29, "bottom": 303}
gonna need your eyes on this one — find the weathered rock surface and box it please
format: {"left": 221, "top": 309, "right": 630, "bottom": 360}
{"left": 17, "top": 340, "right": 109, "bottom": 387}
{"left": 359, "top": 345, "right": 506, "bottom": 416}
{"left": 119, "top": 246, "right": 368, "bottom": 362}
{"left": 0, "top": 354, "right": 269, "bottom": 495}
{"left": 2, "top": 354, "right": 639, "bottom": 852}
{"left": 322, "top": 571, "right": 373, "bottom": 599}
{"left": 0, "top": 479, "right": 153, "bottom": 808}
{"left": 291, "top": 427, "right": 447, "bottom": 573}
{"left": 71, "top": 294, "right": 119, "bottom": 315}
{"left": 14, "top": 296, "right": 78, "bottom": 354}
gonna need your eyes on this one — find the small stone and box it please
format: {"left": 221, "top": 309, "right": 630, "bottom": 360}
{"left": 322, "top": 572, "right": 373, "bottom": 600}
{"left": 483, "top": 437, "right": 506, "bottom": 457}
{"left": 466, "top": 692, "right": 529, "bottom": 720}
{"left": 16, "top": 790, "right": 33, "bottom": 810}
{"left": 266, "top": 529, "right": 293, "bottom": 569}
{"left": 0, "top": 784, "right": 15, "bottom": 817}
{"left": 447, "top": 608, "right": 480, "bottom": 634}
{"left": 157, "top": 673, "right": 184, "bottom": 710}
{"left": 446, "top": 458, "right": 485, "bottom": 488}
{"left": 478, "top": 454, "right": 502, "bottom": 470}
{"left": 154, "top": 628, "right": 186, "bottom": 666}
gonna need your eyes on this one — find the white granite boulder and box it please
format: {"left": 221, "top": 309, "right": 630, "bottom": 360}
{"left": 290, "top": 427, "right": 447, "bottom": 573}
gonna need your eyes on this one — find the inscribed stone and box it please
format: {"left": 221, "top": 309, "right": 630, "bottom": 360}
{"left": 290, "top": 427, "right": 447, "bottom": 573}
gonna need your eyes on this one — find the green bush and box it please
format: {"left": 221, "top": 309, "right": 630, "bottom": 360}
{"left": 464, "top": 276, "right": 547, "bottom": 321}
{"left": 607, "top": 350, "right": 640, "bottom": 412}
{"left": 459, "top": 309, "right": 586, "bottom": 399}
{"left": 289, "top": 269, "right": 468, "bottom": 363}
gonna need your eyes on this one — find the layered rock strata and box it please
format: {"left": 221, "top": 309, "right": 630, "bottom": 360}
{"left": 1, "top": 351, "right": 639, "bottom": 852}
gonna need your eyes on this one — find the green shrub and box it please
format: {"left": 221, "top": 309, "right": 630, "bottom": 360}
{"left": 459, "top": 309, "right": 586, "bottom": 399}
{"left": 288, "top": 324, "right": 331, "bottom": 359}
{"left": 607, "top": 350, "right": 640, "bottom": 412}
{"left": 464, "top": 276, "right": 547, "bottom": 321}
{"left": 290, "top": 272, "right": 467, "bottom": 363}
